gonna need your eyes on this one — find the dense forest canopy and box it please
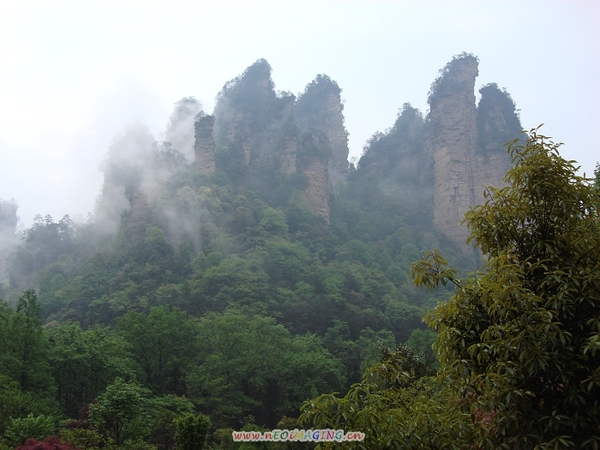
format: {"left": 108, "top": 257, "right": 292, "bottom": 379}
{"left": 3, "top": 54, "right": 593, "bottom": 449}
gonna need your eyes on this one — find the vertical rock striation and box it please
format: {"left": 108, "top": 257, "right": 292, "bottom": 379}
{"left": 302, "top": 156, "right": 330, "bottom": 224}
{"left": 472, "top": 83, "right": 522, "bottom": 207}
{"left": 429, "top": 54, "right": 480, "bottom": 250}
{"left": 194, "top": 115, "right": 216, "bottom": 175}
{"left": 295, "top": 75, "right": 349, "bottom": 196}
{"left": 428, "top": 54, "right": 520, "bottom": 250}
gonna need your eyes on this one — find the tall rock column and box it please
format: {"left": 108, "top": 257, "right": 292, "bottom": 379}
{"left": 302, "top": 156, "right": 330, "bottom": 224}
{"left": 429, "top": 55, "right": 479, "bottom": 250}
{"left": 295, "top": 75, "right": 349, "bottom": 195}
{"left": 324, "top": 91, "right": 349, "bottom": 194}
{"left": 472, "top": 83, "right": 521, "bottom": 206}
{"left": 194, "top": 115, "right": 216, "bottom": 175}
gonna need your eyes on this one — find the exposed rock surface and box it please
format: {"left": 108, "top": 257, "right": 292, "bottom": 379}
{"left": 428, "top": 55, "right": 520, "bottom": 250}
{"left": 429, "top": 55, "right": 480, "bottom": 250}
{"left": 279, "top": 133, "right": 298, "bottom": 174}
{"left": 194, "top": 115, "right": 216, "bottom": 175}
{"left": 302, "top": 156, "right": 330, "bottom": 224}
{"left": 295, "top": 75, "right": 349, "bottom": 195}
{"left": 472, "top": 83, "right": 522, "bottom": 206}
{"left": 211, "top": 62, "right": 345, "bottom": 223}
{"left": 204, "top": 56, "right": 519, "bottom": 239}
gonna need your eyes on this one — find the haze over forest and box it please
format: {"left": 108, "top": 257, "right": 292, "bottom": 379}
{"left": 1, "top": 1, "right": 599, "bottom": 227}
{"left": 1, "top": 3, "right": 600, "bottom": 449}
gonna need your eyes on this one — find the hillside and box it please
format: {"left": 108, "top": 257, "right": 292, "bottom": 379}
{"left": 0, "top": 53, "right": 523, "bottom": 444}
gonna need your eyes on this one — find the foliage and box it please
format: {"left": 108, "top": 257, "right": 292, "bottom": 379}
{"left": 88, "top": 377, "right": 152, "bottom": 445}
{"left": 59, "top": 426, "right": 109, "bottom": 450}
{"left": 190, "top": 311, "right": 345, "bottom": 428}
{"left": 0, "top": 290, "right": 54, "bottom": 396}
{"left": 15, "top": 437, "right": 77, "bottom": 450}
{"left": 47, "top": 322, "right": 135, "bottom": 417}
{"left": 477, "top": 83, "right": 522, "bottom": 153}
{"left": 412, "top": 128, "right": 600, "bottom": 448}
{"left": 427, "top": 52, "right": 479, "bottom": 104}
{"left": 299, "top": 345, "right": 472, "bottom": 449}
{"left": 0, "top": 374, "right": 40, "bottom": 436}
{"left": 174, "top": 413, "right": 211, "bottom": 450}
{"left": 3, "top": 414, "right": 56, "bottom": 448}
{"left": 116, "top": 306, "right": 199, "bottom": 395}
{"left": 295, "top": 74, "right": 343, "bottom": 129}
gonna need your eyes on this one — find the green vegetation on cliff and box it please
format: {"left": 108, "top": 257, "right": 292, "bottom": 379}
{"left": 1, "top": 55, "right": 568, "bottom": 449}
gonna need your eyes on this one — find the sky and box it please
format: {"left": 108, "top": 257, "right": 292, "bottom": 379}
{"left": 1, "top": 1, "right": 599, "bottom": 228}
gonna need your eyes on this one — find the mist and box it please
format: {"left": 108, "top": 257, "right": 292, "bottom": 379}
{"left": 1, "top": 1, "right": 598, "bottom": 233}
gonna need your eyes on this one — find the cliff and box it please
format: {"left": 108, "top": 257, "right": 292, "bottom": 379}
{"left": 207, "top": 61, "right": 350, "bottom": 223}
{"left": 429, "top": 54, "right": 480, "bottom": 250}
{"left": 194, "top": 115, "right": 216, "bottom": 175}
{"left": 189, "top": 56, "right": 519, "bottom": 241}
{"left": 295, "top": 75, "right": 349, "bottom": 195}
{"left": 357, "top": 54, "right": 521, "bottom": 251}
{"left": 428, "top": 54, "right": 521, "bottom": 250}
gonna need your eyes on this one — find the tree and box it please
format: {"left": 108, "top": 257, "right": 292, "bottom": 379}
{"left": 3, "top": 414, "right": 56, "bottom": 448}
{"left": 116, "top": 306, "right": 199, "bottom": 396}
{"left": 47, "top": 322, "right": 135, "bottom": 418}
{"left": 299, "top": 344, "right": 471, "bottom": 449}
{"left": 174, "top": 413, "right": 211, "bottom": 450}
{"left": 88, "top": 377, "right": 151, "bottom": 446}
{"left": 190, "top": 311, "right": 345, "bottom": 428}
{"left": 15, "top": 437, "right": 77, "bottom": 450}
{"left": 0, "top": 291, "right": 54, "bottom": 396}
{"left": 411, "top": 128, "right": 600, "bottom": 448}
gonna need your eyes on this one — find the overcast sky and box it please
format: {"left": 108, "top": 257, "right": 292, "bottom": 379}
{"left": 1, "top": 1, "right": 599, "bottom": 228}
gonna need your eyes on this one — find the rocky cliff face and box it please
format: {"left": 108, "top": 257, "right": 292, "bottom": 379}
{"left": 472, "top": 83, "right": 522, "bottom": 207}
{"left": 301, "top": 156, "right": 330, "bottom": 224}
{"left": 429, "top": 55, "right": 480, "bottom": 250}
{"left": 357, "top": 103, "right": 432, "bottom": 210}
{"left": 279, "top": 132, "right": 298, "bottom": 174}
{"left": 428, "top": 54, "right": 520, "bottom": 250}
{"left": 210, "top": 62, "right": 351, "bottom": 223}
{"left": 295, "top": 75, "right": 349, "bottom": 195}
{"left": 202, "top": 56, "right": 518, "bottom": 239}
{"left": 194, "top": 115, "right": 216, "bottom": 175}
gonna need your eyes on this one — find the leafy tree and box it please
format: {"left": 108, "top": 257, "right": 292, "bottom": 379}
{"left": 116, "top": 306, "right": 199, "bottom": 395}
{"left": 89, "top": 377, "right": 152, "bottom": 446}
{"left": 405, "top": 328, "right": 437, "bottom": 365}
{"left": 15, "top": 437, "right": 77, "bottom": 450}
{"left": 47, "top": 322, "right": 135, "bottom": 417}
{"left": 3, "top": 414, "right": 56, "bottom": 448}
{"left": 9, "top": 215, "right": 75, "bottom": 288}
{"left": 299, "top": 345, "right": 471, "bottom": 449}
{"left": 0, "top": 291, "right": 54, "bottom": 396}
{"left": 174, "top": 413, "right": 211, "bottom": 450}
{"left": 146, "top": 394, "right": 195, "bottom": 450}
{"left": 411, "top": 128, "right": 600, "bottom": 448}
{"left": 0, "top": 374, "right": 41, "bottom": 436}
{"left": 190, "top": 311, "right": 345, "bottom": 428}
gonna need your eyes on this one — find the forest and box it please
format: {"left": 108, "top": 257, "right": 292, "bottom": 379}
{"left": 1, "top": 55, "right": 598, "bottom": 449}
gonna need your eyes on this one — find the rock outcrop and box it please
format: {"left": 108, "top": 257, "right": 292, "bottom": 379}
{"left": 279, "top": 132, "right": 298, "bottom": 174}
{"left": 429, "top": 55, "right": 480, "bottom": 250}
{"left": 209, "top": 62, "right": 351, "bottom": 223}
{"left": 472, "top": 83, "right": 522, "bottom": 207}
{"left": 198, "top": 56, "right": 519, "bottom": 239}
{"left": 428, "top": 54, "right": 521, "bottom": 250}
{"left": 194, "top": 115, "right": 216, "bottom": 175}
{"left": 295, "top": 75, "right": 349, "bottom": 195}
{"left": 302, "top": 156, "right": 330, "bottom": 224}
